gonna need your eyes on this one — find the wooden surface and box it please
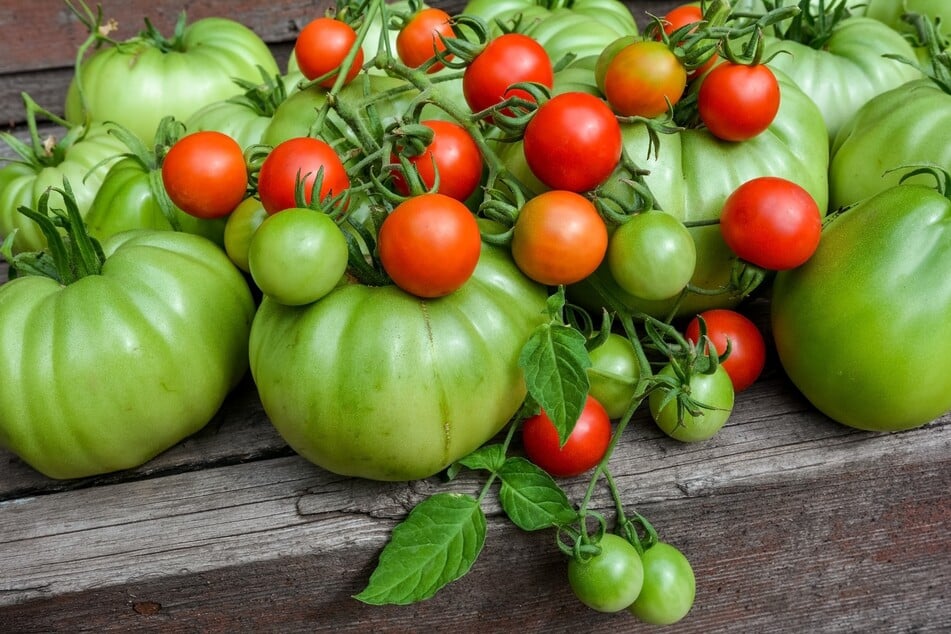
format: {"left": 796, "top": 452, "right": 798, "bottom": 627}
{"left": 2, "top": 1, "right": 950, "bottom": 632}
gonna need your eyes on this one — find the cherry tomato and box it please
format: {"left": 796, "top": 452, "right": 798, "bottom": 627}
{"left": 595, "top": 35, "right": 638, "bottom": 94}
{"left": 223, "top": 196, "right": 269, "bottom": 273}
{"left": 522, "top": 91, "right": 622, "bottom": 193}
{"left": 568, "top": 533, "right": 644, "bottom": 613}
{"left": 720, "top": 176, "right": 822, "bottom": 270}
{"left": 587, "top": 333, "right": 640, "bottom": 420}
{"left": 396, "top": 7, "right": 454, "bottom": 72}
{"left": 685, "top": 308, "right": 766, "bottom": 393}
{"left": 463, "top": 33, "right": 553, "bottom": 116}
{"left": 247, "top": 207, "right": 349, "bottom": 306}
{"left": 607, "top": 211, "right": 696, "bottom": 301}
{"left": 629, "top": 542, "right": 696, "bottom": 625}
{"left": 294, "top": 17, "right": 364, "bottom": 88}
{"left": 511, "top": 190, "right": 608, "bottom": 286}
{"left": 698, "top": 62, "right": 780, "bottom": 141}
{"left": 161, "top": 130, "right": 247, "bottom": 219}
{"left": 377, "top": 193, "right": 482, "bottom": 298}
{"left": 603, "top": 41, "right": 687, "bottom": 118}
{"left": 391, "top": 120, "right": 483, "bottom": 202}
{"left": 649, "top": 364, "right": 734, "bottom": 442}
{"left": 522, "top": 395, "right": 612, "bottom": 478}
{"left": 660, "top": 4, "right": 717, "bottom": 77}
{"left": 257, "top": 137, "right": 350, "bottom": 214}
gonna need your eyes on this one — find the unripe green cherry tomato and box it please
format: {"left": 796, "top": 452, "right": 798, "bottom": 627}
{"left": 587, "top": 333, "right": 640, "bottom": 419}
{"left": 248, "top": 208, "right": 349, "bottom": 306}
{"left": 607, "top": 211, "right": 696, "bottom": 301}
{"left": 224, "top": 197, "right": 269, "bottom": 273}
{"left": 649, "top": 364, "right": 734, "bottom": 442}
{"left": 629, "top": 542, "right": 696, "bottom": 625}
{"left": 568, "top": 533, "right": 644, "bottom": 613}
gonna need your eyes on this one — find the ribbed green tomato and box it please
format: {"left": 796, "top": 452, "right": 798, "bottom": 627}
{"left": 862, "top": 0, "right": 950, "bottom": 34}
{"left": 0, "top": 230, "right": 255, "bottom": 479}
{"left": 0, "top": 122, "right": 126, "bottom": 253}
{"left": 249, "top": 241, "right": 548, "bottom": 481}
{"left": 66, "top": 16, "right": 279, "bottom": 143}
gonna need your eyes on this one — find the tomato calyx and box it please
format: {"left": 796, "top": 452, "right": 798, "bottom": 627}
{"left": 763, "top": 0, "right": 856, "bottom": 49}
{"left": 886, "top": 13, "right": 951, "bottom": 95}
{"left": 0, "top": 93, "right": 87, "bottom": 170}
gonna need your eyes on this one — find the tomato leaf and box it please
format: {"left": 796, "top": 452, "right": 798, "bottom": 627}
{"left": 452, "top": 443, "right": 507, "bottom": 476}
{"left": 519, "top": 321, "right": 590, "bottom": 444}
{"left": 354, "top": 493, "right": 486, "bottom": 605}
{"left": 498, "top": 457, "right": 578, "bottom": 531}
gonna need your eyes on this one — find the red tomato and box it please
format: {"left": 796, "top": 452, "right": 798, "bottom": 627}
{"left": 396, "top": 7, "right": 454, "bottom": 72}
{"left": 462, "top": 33, "right": 553, "bottom": 116}
{"left": 697, "top": 62, "right": 780, "bottom": 141}
{"left": 511, "top": 190, "right": 608, "bottom": 286}
{"left": 522, "top": 395, "right": 612, "bottom": 478}
{"left": 377, "top": 193, "right": 482, "bottom": 298}
{"left": 522, "top": 91, "right": 622, "bottom": 193}
{"left": 162, "top": 131, "right": 247, "bottom": 219}
{"left": 659, "top": 4, "right": 717, "bottom": 77}
{"left": 391, "top": 120, "right": 483, "bottom": 202}
{"left": 719, "top": 176, "right": 822, "bottom": 270}
{"left": 294, "top": 17, "right": 364, "bottom": 88}
{"left": 685, "top": 308, "right": 766, "bottom": 392}
{"left": 257, "top": 137, "right": 350, "bottom": 214}
{"left": 603, "top": 41, "right": 687, "bottom": 118}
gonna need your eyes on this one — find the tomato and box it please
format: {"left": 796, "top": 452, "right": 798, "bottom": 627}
{"left": 462, "top": 33, "right": 554, "bottom": 115}
{"left": 720, "top": 176, "right": 822, "bottom": 271}
{"left": 587, "top": 333, "right": 640, "bottom": 420}
{"left": 510, "top": 190, "right": 608, "bottom": 286}
{"left": 522, "top": 395, "right": 612, "bottom": 478}
{"left": 771, "top": 181, "right": 951, "bottom": 432}
{"left": 568, "top": 533, "right": 644, "bottom": 613}
{"left": 628, "top": 542, "right": 696, "bottom": 625}
{"left": 863, "top": 0, "right": 950, "bottom": 35}
{"left": 649, "top": 364, "right": 734, "bottom": 442}
{"left": 0, "top": 121, "right": 126, "bottom": 253}
{"left": 249, "top": 240, "right": 548, "bottom": 481}
{"left": 660, "top": 4, "right": 717, "bottom": 77}
{"left": 257, "top": 137, "right": 350, "bottom": 214}
{"left": 607, "top": 210, "right": 696, "bottom": 301}
{"left": 66, "top": 16, "right": 279, "bottom": 143}
{"left": 391, "top": 120, "right": 483, "bottom": 202}
{"left": 378, "top": 193, "right": 482, "bottom": 298}
{"left": 0, "top": 229, "right": 255, "bottom": 479}
{"left": 522, "top": 91, "right": 622, "bottom": 193}
{"left": 697, "top": 62, "right": 780, "bottom": 142}
{"left": 294, "top": 17, "right": 364, "bottom": 88}
{"left": 162, "top": 131, "right": 247, "bottom": 219}
{"left": 685, "top": 309, "right": 766, "bottom": 393}
{"left": 603, "top": 41, "right": 687, "bottom": 118}
{"left": 223, "top": 197, "right": 269, "bottom": 273}
{"left": 397, "top": 7, "right": 454, "bottom": 72}
{"left": 520, "top": 6, "right": 639, "bottom": 67}
{"left": 594, "top": 35, "right": 639, "bottom": 94}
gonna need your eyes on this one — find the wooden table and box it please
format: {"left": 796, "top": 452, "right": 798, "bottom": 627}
{"left": 1, "top": 1, "right": 949, "bottom": 632}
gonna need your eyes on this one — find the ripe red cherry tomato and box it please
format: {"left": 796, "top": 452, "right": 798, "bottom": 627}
{"left": 391, "top": 120, "right": 483, "bottom": 202}
{"left": 396, "top": 7, "right": 454, "bottom": 72}
{"left": 162, "top": 131, "right": 247, "bottom": 219}
{"left": 685, "top": 308, "right": 767, "bottom": 392}
{"left": 719, "top": 176, "right": 822, "bottom": 270}
{"left": 697, "top": 62, "right": 780, "bottom": 141}
{"left": 257, "top": 137, "right": 350, "bottom": 215}
{"left": 659, "top": 4, "right": 717, "bottom": 77}
{"left": 603, "top": 41, "right": 687, "bottom": 118}
{"left": 522, "top": 91, "right": 622, "bottom": 193}
{"left": 294, "top": 17, "right": 364, "bottom": 88}
{"left": 522, "top": 395, "right": 612, "bottom": 478}
{"left": 377, "top": 193, "right": 482, "bottom": 298}
{"left": 463, "top": 33, "right": 553, "bottom": 116}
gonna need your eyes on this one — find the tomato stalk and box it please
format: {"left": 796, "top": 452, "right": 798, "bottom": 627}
{"left": 0, "top": 93, "right": 85, "bottom": 170}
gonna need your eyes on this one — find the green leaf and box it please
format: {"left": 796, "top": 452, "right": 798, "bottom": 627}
{"left": 454, "top": 443, "right": 506, "bottom": 474}
{"left": 498, "top": 457, "right": 578, "bottom": 531}
{"left": 519, "top": 321, "right": 591, "bottom": 444}
{"left": 354, "top": 493, "right": 486, "bottom": 605}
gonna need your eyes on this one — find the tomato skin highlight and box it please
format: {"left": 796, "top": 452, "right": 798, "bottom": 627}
{"left": 294, "top": 17, "right": 364, "bottom": 88}
{"left": 162, "top": 131, "right": 248, "bottom": 219}
{"left": 685, "top": 309, "right": 766, "bottom": 393}
{"left": 257, "top": 137, "right": 350, "bottom": 215}
{"left": 522, "top": 395, "right": 612, "bottom": 478}
{"left": 698, "top": 62, "right": 781, "bottom": 142}
{"left": 378, "top": 193, "right": 482, "bottom": 298}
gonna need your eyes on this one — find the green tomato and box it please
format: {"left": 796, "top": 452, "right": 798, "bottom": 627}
{"left": 0, "top": 230, "right": 255, "bottom": 479}
{"left": 629, "top": 542, "right": 696, "bottom": 626}
{"left": 249, "top": 241, "right": 548, "bottom": 481}
{"left": 650, "top": 364, "right": 734, "bottom": 442}
{"left": 587, "top": 333, "right": 640, "bottom": 420}
{"left": 607, "top": 211, "right": 697, "bottom": 301}
{"left": 248, "top": 208, "right": 349, "bottom": 306}
{"left": 66, "top": 17, "right": 279, "bottom": 143}
{"left": 568, "top": 533, "right": 644, "bottom": 613}
{"left": 863, "top": 0, "right": 950, "bottom": 35}
{"left": 830, "top": 78, "right": 951, "bottom": 209}
{"left": 771, "top": 182, "right": 951, "bottom": 432}
{"left": 0, "top": 121, "right": 127, "bottom": 253}
{"left": 224, "top": 197, "right": 269, "bottom": 273}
